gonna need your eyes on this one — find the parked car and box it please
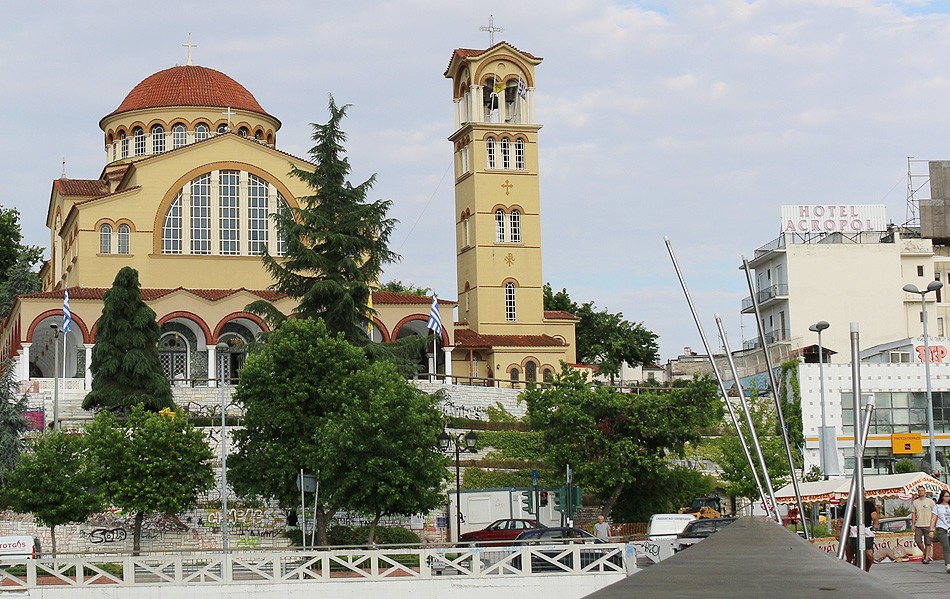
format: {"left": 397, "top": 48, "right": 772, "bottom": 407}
{"left": 675, "top": 517, "right": 737, "bottom": 552}
{"left": 459, "top": 518, "right": 539, "bottom": 544}
{"left": 647, "top": 513, "right": 696, "bottom": 540}
{"left": 512, "top": 527, "right": 623, "bottom": 571}
{"left": 878, "top": 516, "right": 913, "bottom": 533}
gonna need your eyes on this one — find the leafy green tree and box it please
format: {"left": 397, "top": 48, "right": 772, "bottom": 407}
{"left": 379, "top": 280, "right": 431, "bottom": 297}
{"left": 524, "top": 366, "right": 721, "bottom": 515}
{"left": 249, "top": 96, "right": 398, "bottom": 343}
{"left": 610, "top": 465, "right": 718, "bottom": 522}
{"left": 543, "top": 284, "right": 659, "bottom": 382}
{"left": 4, "top": 431, "right": 103, "bottom": 554}
{"left": 0, "top": 360, "right": 29, "bottom": 483}
{"left": 0, "top": 247, "right": 43, "bottom": 318}
{"left": 229, "top": 318, "right": 447, "bottom": 545}
{"left": 0, "top": 207, "right": 43, "bottom": 290}
{"left": 84, "top": 406, "right": 214, "bottom": 553}
{"left": 82, "top": 267, "right": 173, "bottom": 413}
{"left": 314, "top": 361, "right": 447, "bottom": 543}
{"left": 713, "top": 392, "right": 791, "bottom": 501}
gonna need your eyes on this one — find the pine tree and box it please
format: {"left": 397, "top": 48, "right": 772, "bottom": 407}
{"left": 0, "top": 359, "right": 28, "bottom": 483}
{"left": 253, "top": 96, "right": 398, "bottom": 342}
{"left": 82, "top": 267, "right": 173, "bottom": 413}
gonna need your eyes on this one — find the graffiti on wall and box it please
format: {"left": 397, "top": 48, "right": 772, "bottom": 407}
{"left": 205, "top": 507, "right": 287, "bottom": 528}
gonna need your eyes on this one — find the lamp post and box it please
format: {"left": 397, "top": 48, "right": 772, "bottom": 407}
{"left": 438, "top": 430, "right": 478, "bottom": 543}
{"left": 809, "top": 321, "right": 830, "bottom": 478}
{"left": 50, "top": 324, "right": 59, "bottom": 430}
{"left": 903, "top": 280, "right": 943, "bottom": 476}
{"left": 216, "top": 341, "right": 230, "bottom": 552}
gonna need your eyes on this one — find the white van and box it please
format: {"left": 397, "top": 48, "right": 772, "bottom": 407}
{"left": 0, "top": 536, "right": 42, "bottom": 566}
{"left": 647, "top": 514, "right": 696, "bottom": 540}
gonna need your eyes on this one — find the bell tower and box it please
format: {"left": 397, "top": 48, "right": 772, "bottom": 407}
{"left": 444, "top": 42, "right": 546, "bottom": 335}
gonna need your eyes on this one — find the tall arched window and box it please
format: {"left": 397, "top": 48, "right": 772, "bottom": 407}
{"left": 248, "top": 174, "right": 269, "bottom": 255}
{"left": 219, "top": 171, "right": 240, "bottom": 255}
{"left": 495, "top": 209, "right": 505, "bottom": 243}
{"left": 515, "top": 139, "right": 525, "bottom": 170}
{"left": 525, "top": 361, "right": 537, "bottom": 382}
{"left": 162, "top": 195, "right": 182, "bottom": 254}
{"left": 99, "top": 224, "right": 113, "bottom": 254}
{"left": 117, "top": 224, "right": 130, "bottom": 254}
{"left": 486, "top": 138, "right": 496, "bottom": 169}
{"left": 195, "top": 123, "right": 209, "bottom": 141}
{"left": 190, "top": 174, "right": 211, "bottom": 254}
{"left": 501, "top": 137, "right": 510, "bottom": 169}
{"left": 133, "top": 127, "right": 145, "bottom": 156}
{"left": 505, "top": 282, "right": 516, "bottom": 322}
{"left": 510, "top": 367, "right": 520, "bottom": 387}
{"left": 509, "top": 210, "right": 521, "bottom": 243}
{"left": 120, "top": 132, "right": 128, "bottom": 158}
{"left": 172, "top": 124, "right": 186, "bottom": 148}
{"left": 464, "top": 282, "right": 471, "bottom": 313}
{"left": 152, "top": 124, "right": 165, "bottom": 153}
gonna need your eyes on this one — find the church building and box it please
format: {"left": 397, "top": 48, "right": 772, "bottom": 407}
{"left": 0, "top": 40, "right": 575, "bottom": 413}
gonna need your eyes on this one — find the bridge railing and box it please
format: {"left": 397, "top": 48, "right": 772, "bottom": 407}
{"left": 0, "top": 543, "right": 628, "bottom": 588}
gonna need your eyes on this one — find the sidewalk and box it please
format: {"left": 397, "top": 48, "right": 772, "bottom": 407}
{"left": 871, "top": 560, "right": 950, "bottom": 598}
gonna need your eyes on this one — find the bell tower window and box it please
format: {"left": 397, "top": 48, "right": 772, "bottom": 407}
{"left": 501, "top": 138, "right": 510, "bottom": 169}
{"left": 505, "top": 282, "right": 516, "bottom": 321}
{"left": 495, "top": 209, "right": 505, "bottom": 243}
{"left": 515, "top": 139, "right": 525, "bottom": 170}
{"left": 486, "top": 138, "right": 496, "bottom": 170}
{"left": 509, "top": 210, "right": 521, "bottom": 243}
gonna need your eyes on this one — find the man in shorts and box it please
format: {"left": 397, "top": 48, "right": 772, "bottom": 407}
{"left": 912, "top": 486, "right": 936, "bottom": 563}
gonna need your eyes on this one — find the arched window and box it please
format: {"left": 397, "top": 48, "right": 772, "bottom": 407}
{"left": 484, "top": 77, "right": 500, "bottom": 121}
{"left": 190, "top": 174, "right": 211, "bottom": 254}
{"left": 501, "top": 137, "right": 510, "bottom": 169}
{"left": 509, "top": 210, "right": 521, "bottom": 243}
{"left": 238, "top": 127, "right": 249, "bottom": 137}
{"left": 219, "top": 171, "right": 240, "bottom": 255}
{"left": 525, "top": 361, "right": 537, "bottom": 382}
{"left": 486, "top": 138, "right": 496, "bottom": 170}
{"left": 505, "top": 282, "right": 516, "bottom": 322}
{"left": 117, "top": 224, "right": 130, "bottom": 254}
{"left": 152, "top": 124, "right": 165, "bottom": 153}
{"left": 172, "top": 123, "right": 186, "bottom": 148}
{"left": 133, "top": 127, "right": 145, "bottom": 156}
{"left": 159, "top": 333, "right": 189, "bottom": 383}
{"left": 510, "top": 367, "right": 520, "bottom": 386}
{"left": 162, "top": 195, "right": 182, "bottom": 254}
{"left": 543, "top": 368, "right": 553, "bottom": 382}
{"left": 120, "top": 132, "right": 128, "bottom": 158}
{"left": 195, "top": 123, "right": 209, "bottom": 141}
{"left": 495, "top": 209, "right": 505, "bottom": 243}
{"left": 217, "top": 123, "right": 228, "bottom": 134}
{"left": 254, "top": 130, "right": 263, "bottom": 141}
{"left": 248, "top": 174, "right": 269, "bottom": 255}
{"left": 99, "top": 224, "right": 113, "bottom": 254}
{"left": 463, "top": 213, "right": 471, "bottom": 247}
{"left": 515, "top": 139, "right": 525, "bottom": 170}
{"left": 464, "top": 282, "right": 471, "bottom": 313}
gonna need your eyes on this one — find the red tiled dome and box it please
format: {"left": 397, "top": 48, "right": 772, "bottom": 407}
{"left": 104, "top": 65, "right": 270, "bottom": 121}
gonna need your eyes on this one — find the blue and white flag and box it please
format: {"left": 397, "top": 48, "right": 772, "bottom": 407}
{"left": 426, "top": 295, "right": 443, "bottom": 336}
{"left": 63, "top": 289, "right": 72, "bottom": 334}
{"left": 517, "top": 77, "right": 527, "bottom": 99}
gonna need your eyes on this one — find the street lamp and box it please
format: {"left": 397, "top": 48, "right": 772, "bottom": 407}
{"left": 50, "top": 324, "right": 59, "bottom": 430}
{"left": 903, "top": 280, "right": 943, "bottom": 477}
{"left": 438, "top": 430, "right": 478, "bottom": 543}
{"left": 809, "top": 321, "right": 831, "bottom": 478}
{"left": 216, "top": 341, "right": 230, "bottom": 552}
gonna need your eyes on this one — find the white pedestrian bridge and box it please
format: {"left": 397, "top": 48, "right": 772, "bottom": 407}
{"left": 0, "top": 542, "right": 633, "bottom": 599}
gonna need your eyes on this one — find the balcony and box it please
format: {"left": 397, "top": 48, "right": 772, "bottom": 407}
{"left": 743, "top": 328, "right": 791, "bottom": 350}
{"left": 740, "top": 283, "right": 789, "bottom": 313}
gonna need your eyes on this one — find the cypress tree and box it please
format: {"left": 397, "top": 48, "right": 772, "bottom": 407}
{"left": 82, "top": 267, "right": 173, "bottom": 413}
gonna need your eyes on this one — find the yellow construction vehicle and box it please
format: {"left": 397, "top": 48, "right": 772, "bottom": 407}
{"left": 678, "top": 495, "right": 723, "bottom": 519}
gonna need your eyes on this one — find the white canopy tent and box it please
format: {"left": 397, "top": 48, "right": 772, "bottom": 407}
{"left": 773, "top": 472, "right": 948, "bottom": 505}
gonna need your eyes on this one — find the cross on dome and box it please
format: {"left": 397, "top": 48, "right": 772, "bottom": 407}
{"left": 182, "top": 34, "right": 198, "bottom": 66}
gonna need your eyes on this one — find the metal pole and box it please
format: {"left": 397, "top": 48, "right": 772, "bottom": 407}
{"left": 455, "top": 439, "right": 462, "bottom": 542}
{"left": 716, "top": 315, "right": 775, "bottom": 518}
{"left": 665, "top": 239, "right": 776, "bottom": 521}
{"left": 836, "top": 402, "right": 874, "bottom": 560}
{"left": 850, "top": 322, "right": 866, "bottom": 570}
{"left": 300, "top": 469, "right": 307, "bottom": 551}
{"left": 742, "top": 256, "right": 810, "bottom": 537}
{"left": 921, "top": 293, "right": 939, "bottom": 475}
{"left": 817, "top": 328, "right": 828, "bottom": 477}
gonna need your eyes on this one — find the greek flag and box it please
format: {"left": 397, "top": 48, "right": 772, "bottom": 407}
{"left": 517, "top": 77, "right": 527, "bottom": 99}
{"left": 63, "top": 289, "right": 72, "bottom": 334}
{"left": 426, "top": 295, "right": 443, "bottom": 336}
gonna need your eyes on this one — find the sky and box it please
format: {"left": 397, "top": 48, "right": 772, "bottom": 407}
{"left": 3, "top": 0, "right": 950, "bottom": 362}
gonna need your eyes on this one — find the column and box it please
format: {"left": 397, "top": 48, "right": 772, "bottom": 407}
{"left": 17, "top": 343, "right": 31, "bottom": 382}
{"left": 84, "top": 344, "right": 93, "bottom": 389}
{"left": 443, "top": 347, "right": 453, "bottom": 379}
{"left": 207, "top": 345, "right": 217, "bottom": 387}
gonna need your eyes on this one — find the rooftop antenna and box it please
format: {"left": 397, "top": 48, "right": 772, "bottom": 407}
{"left": 479, "top": 15, "right": 504, "bottom": 46}
{"left": 182, "top": 33, "right": 197, "bottom": 66}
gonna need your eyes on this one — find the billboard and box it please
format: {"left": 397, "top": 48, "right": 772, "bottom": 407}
{"left": 781, "top": 204, "right": 887, "bottom": 234}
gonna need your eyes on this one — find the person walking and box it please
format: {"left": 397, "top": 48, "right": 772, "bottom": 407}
{"left": 930, "top": 489, "right": 950, "bottom": 573}
{"left": 912, "top": 486, "right": 936, "bottom": 563}
{"left": 594, "top": 515, "right": 610, "bottom": 540}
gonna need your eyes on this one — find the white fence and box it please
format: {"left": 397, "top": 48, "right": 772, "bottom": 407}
{"left": 0, "top": 543, "right": 630, "bottom": 589}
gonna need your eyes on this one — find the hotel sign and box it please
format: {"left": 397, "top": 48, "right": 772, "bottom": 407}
{"left": 781, "top": 204, "right": 887, "bottom": 234}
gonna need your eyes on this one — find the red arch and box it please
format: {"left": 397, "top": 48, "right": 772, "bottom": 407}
{"left": 372, "top": 317, "right": 391, "bottom": 342}
{"left": 158, "top": 311, "right": 213, "bottom": 345}
{"left": 392, "top": 314, "right": 449, "bottom": 346}
{"left": 27, "top": 310, "right": 91, "bottom": 344}
{"left": 213, "top": 311, "right": 270, "bottom": 341}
